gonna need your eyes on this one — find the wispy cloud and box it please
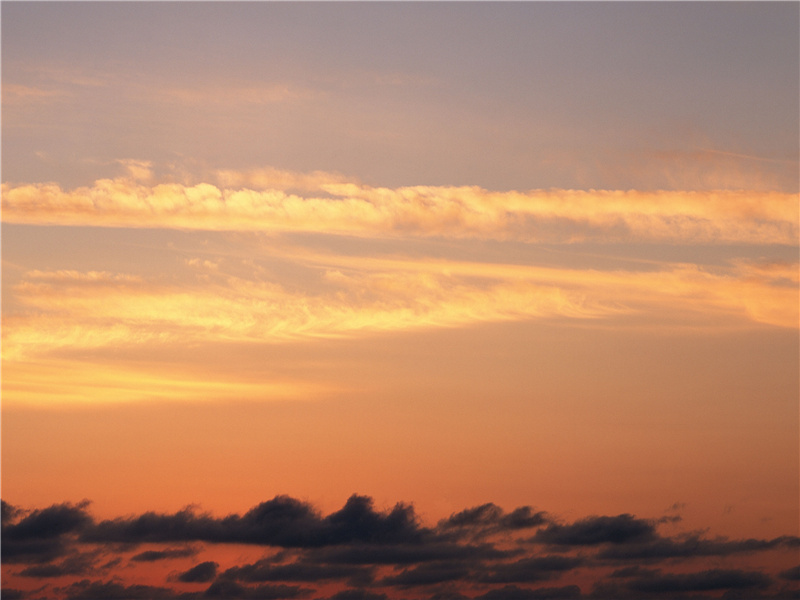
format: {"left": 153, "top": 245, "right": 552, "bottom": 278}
{"left": 4, "top": 254, "right": 796, "bottom": 369}
{"left": 0, "top": 83, "right": 71, "bottom": 106}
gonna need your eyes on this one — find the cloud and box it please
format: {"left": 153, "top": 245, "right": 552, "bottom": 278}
{"left": 1, "top": 501, "right": 92, "bottom": 564}
{"left": 60, "top": 579, "right": 177, "bottom": 600}
{"left": 3, "top": 496, "right": 798, "bottom": 600}
{"left": 779, "top": 566, "right": 800, "bottom": 581}
{"left": 222, "top": 558, "right": 373, "bottom": 584}
{"left": 382, "top": 560, "right": 471, "bottom": 586}
{"left": 82, "top": 495, "right": 429, "bottom": 548}
{"left": 596, "top": 533, "right": 800, "bottom": 561}
{"left": 438, "top": 504, "right": 548, "bottom": 538}
{"left": 1, "top": 83, "right": 71, "bottom": 106}
{"left": 2, "top": 172, "right": 797, "bottom": 245}
{"left": 176, "top": 561, "right": 219, "bottom": 583}
{"left": 324, "top": 591, "right": 388, "bottom": 600}
{"left": 200, "top": 581, "right": 313, "bottom": 599}
{"left": 4, "top": 252, "right": 796, "bottom": 379}
{"left": 533, "top": 515, "right": 657, "bottom": 547}
{"left": 625, "top": 568, "right": 772, "bottom": 594}
{"left": 130, "top": 547, "right": 199, "bottom": 562}
{"left": 17, "top": 552, "right": 98, "bottom": 578}
{"left": 477, "top": 556, "right": 586, "bottom": 584}
{"left": 473, "top": 585, "right": 582, "bottom": 600}
{"left": 303, "top": 542, "right": 513, "bottom": 567}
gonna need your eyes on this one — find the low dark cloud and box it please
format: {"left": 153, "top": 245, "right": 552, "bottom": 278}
{"left": 437, "top": 504, "right": 547, "bottom": 538}
{"left": 18, "top": 552, "right": 97, "bottom": 578}
{"left": 474, "top": 584, "right": 582, "bottom": 600}
{"left": 597, "top": 533, "right": 800, "bottom": 561}
{"left": 61, "top": 579, "right": 177, "bottom": 600}
{"left": 324, "top": 590, "right": 388, "bottom": 600}
{"left": 626, "top": 568, "right": 772, "bottom": 594}
{"left": 82, "top": 495, "right": 427, "bottom": 548}
{"left": 177, "top": 561, "right": 219, "bottom": 583}
{"left": 131, "top": 546, "right": 199, "bottom": 562}
{"left": 533, "top": 515, "right": 656, "bottom": 547}
{"left": 608, "top": 566, "right": 660, "bottom": 579}
{"left": 201, "top": 580, "right": 313, "bottom": 599}
{"left": 3, "top": 496, "right": 797, "bottom": 600}
{"left": 381, "top": 560, "right": 471, "bottom": 586}
{"left": 478, "top": 556, "right": 585, "bottom": 584}
{"left": 2, "top": 501, "right": 93, "bottom": 564}
{"left": 779, "top": 565, "right": 800, "bottom": 581}
{"left": 222, "top": 558, "right": 373, "bottom": 584}
{"left": 2, "top": 500, "right": 24, "bottom": 525}
{"left": 304, "top": 541, "right": 514, "bottom": 566}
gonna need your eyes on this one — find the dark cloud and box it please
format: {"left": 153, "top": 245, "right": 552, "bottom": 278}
{"left": 304, "top": 541, "right": 513, "bottom": 566}
{"left": 437, "top": 504, "right": 547, "bottom": 537}
{"left": 131, "top": 546, "right": 199, "bottom": 562}
{"left": 608, "top": 566, "right": 661, "bottom": 579}
{"left": 18, "top": 552, "right": 97, "bottom": 578}
{"left": 381, "top": 560, "right": 471, "bottom": 586}
{"left": 222, "top": 557, "right": 374, "bottom": 584}
{"left": 177, "top": 561, "right": 219, "bottom": 583}
{"left": 201, "top": 580, "right": 313, "bottom": 599}
{"left": 533, "top": 515, "right": 656, "bottom": 547}
{"left": 2, "top": 500, "right": 24, "bottom": 525}
{"left": 779, "top": 566, "right": 800, "bottom": 581}
{"left": 2, "top": 501, "right": 92, "bottom": 564}
{"left": 83, "top": 495, "right": 427, "bottom": 548}
{"left": 61, "top": 579, "right": 177, "bottom": 600}
{"left": 597, "top": 533, "right": 800, "bottom": 561}
{"left": 626, "top": 568, "right": 772, "bottom": 593}
{"left": 428, "top": 592, "right": 470, "bottom": 600}
{"left": 473, "top": 584, "right": 582, "bottom": 600}
{"left": 3, "top": 496, "right": 797, "bottom": 600}
{"left": 324, "top": 590, "right": 388, "bottom": 600}
{"left": 478, "top": 556, "right": 585, "bottom": 584}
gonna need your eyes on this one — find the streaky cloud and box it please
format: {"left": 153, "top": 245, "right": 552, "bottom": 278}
{"left": 2, "top": 171, "right": 797, "bottom": 245}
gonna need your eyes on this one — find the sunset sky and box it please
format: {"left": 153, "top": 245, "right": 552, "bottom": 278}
{"left": 2, "top": 2, "right": 799, "bottom": 599}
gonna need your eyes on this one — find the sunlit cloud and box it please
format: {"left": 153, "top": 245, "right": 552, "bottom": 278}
{"left": 3, "top": 171, "right": 797, "bottom": 244}
{"left": 3, "top": 253, "right": 796, "bottom": 372}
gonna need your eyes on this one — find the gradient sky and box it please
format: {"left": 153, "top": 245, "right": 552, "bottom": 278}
{"left": 2, "top": 3, "right": 799, "bottom": 600}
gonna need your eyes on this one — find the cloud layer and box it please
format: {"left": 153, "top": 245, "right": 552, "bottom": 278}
{"left": 2, "top": 496, "right": 798, "bottom": 599}
{"left": 4, "top": 169, "right": 797, "bottom": 407}
{"left": 2, "top": 170, "right": 797, "bottom": 244}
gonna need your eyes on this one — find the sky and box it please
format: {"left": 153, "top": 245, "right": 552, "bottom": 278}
{"left": 1, "top": 2, "right": 799, "bottom": 599}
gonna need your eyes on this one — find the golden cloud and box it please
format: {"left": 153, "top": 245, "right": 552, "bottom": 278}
{"left": 3, "top": 254, "right": 796, "bottom": 368}
{"left": 2, "top": 173, "right": 797, "bottom": 244}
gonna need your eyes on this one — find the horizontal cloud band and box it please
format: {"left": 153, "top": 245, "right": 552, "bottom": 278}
{"left": 2, "top": 496, "right": 798, "bottom": 600}
{"left": 2, "top": 172, "right": 797, "bottom": 244}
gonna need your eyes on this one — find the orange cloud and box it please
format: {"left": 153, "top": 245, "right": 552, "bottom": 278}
{"left": 3, "top": 254, "right": 796, "bottom": 368}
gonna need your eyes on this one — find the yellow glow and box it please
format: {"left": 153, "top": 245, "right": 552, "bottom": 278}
{"left": 1, "top": 358, "right": 326, "bottom": 407}
{"left": 3, "top": 255, "right": 796, "bottom": 372}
